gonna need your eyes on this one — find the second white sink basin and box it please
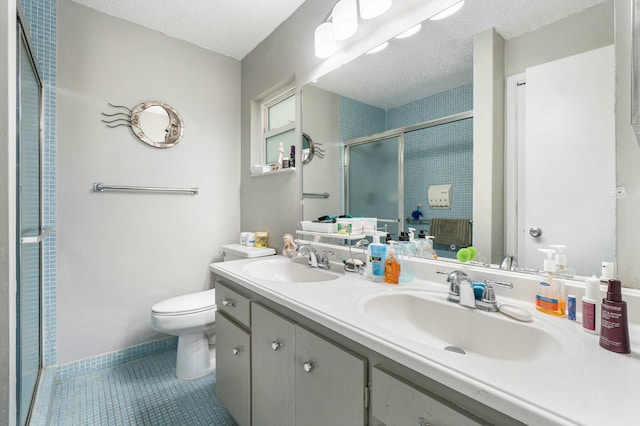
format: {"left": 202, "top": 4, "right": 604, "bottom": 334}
{"left": 243, "top": 257, "right": 344, "bottom": 283}
{"left": 358, "top": 290, "right": 567, "bottom": 362}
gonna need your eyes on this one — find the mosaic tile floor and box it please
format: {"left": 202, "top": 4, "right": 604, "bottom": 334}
{"left": 34, "top": 350, "right": 236, "bottom": 425}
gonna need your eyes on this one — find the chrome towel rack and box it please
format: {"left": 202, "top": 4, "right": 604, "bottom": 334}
{"left": 93, "top": 182, "right": 199, "bottom": 195}
{"left": 303, "top": 192, "right": 330, "bottom": 199}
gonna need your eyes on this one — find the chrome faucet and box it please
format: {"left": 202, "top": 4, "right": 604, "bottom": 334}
{"left": 299, "top": 245, "right": 332, "bottom": 269}
{"left": 500, "top": 254, "right": 517, "bottom": 271}
{"left": 437, "top": 270, "right": 468, "bottom": 304}
{"left": 438, "top": 270, "right": 513, "bottom": 311}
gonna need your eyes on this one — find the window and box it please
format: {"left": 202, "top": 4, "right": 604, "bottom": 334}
{"left": 261, "top": 88, "right": 296, "bottom": 165}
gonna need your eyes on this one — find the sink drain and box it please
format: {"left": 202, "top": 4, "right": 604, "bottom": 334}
{"left": 444, "top": 345, "right": 466, "bottom": 355}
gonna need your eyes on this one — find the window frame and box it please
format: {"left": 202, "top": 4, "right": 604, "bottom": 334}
{"left": 260, "top": 87, "right": 296, "bottom": 165}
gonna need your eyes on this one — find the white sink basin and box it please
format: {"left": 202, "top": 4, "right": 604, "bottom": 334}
{"left": 358, "top": 290, "right": 566, "bottom": 362}
{"left": 243, "top": 257, "right": 345, "bottom": 283}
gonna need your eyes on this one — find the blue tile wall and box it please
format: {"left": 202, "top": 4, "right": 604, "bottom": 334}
{"left": 339, "top": 84, "right": 473, "bottom": 257}
{"left": 21, "top": 0, "right": 57, "bottom": 367}
{"left": 55, "top": 337, "right": 178, "bottom": 381}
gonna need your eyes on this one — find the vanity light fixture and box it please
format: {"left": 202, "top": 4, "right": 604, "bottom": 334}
{"left": 359, "top": 0, "right": 392, "bottom": 20}
{"left": 395, "top": 23, "right": 422, "bottom": 39}
{"left": 366, "top": 41, "right": 389, "bottom": 54}
{"left": 315, "top": 22, "right": 337, "bottom": 58}
{"left": 314, "top": 0, "right": 393, "bottom": 58}
{"left": 429, "top": 0, "right": 464, "bottom": 21}
{"left": 332, "top": 0, "right": 358, "bottom": 40}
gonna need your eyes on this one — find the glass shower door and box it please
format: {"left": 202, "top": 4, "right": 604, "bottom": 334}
{"left": 345, "top": 136, "right": 401, "bottom": 238}
{"left": 16, "top": 16, "right": 43, "bottom": 426}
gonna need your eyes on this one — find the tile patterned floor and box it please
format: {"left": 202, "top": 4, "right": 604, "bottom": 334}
{"left": 32, "top": 350, "right": 236, "bottom": 425}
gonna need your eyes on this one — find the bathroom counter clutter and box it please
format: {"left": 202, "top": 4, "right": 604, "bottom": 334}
{"left": 209, "top": 256, "right": 640, "bottom": 425}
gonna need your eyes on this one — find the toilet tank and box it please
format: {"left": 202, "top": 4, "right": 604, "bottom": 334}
{"left": 222, "top": 243, "right": 276, "bottom": 261}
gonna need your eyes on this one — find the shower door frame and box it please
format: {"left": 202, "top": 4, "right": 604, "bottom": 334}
{"left": 344, "top": 133, "right": 405, "bottom": 235}
{"left": 343, "top": 110, "right": 474, "bottom": 238}
{"left": 16, "top": 6, "right": 44, "bottom": 425}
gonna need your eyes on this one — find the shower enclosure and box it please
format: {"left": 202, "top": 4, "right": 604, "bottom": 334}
{"left": 343, "top": 112, "right": 473, "bottom": 252}
{"left": 16, "top": 8, "right": 44, "bottom": 425}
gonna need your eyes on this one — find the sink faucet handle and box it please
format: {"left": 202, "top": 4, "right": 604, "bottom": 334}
{"left": 484, "top": 279, "right": 513, "bottom": 289}
{"left": 481, "top": 283, "right": 497, "bottom": 304}
{"left": 320, "top": 251, "right": 333, "bottom": 267}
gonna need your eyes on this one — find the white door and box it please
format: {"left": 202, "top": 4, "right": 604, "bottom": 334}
{"left": 517, "top": 45, "right": 615, "bottom": 277}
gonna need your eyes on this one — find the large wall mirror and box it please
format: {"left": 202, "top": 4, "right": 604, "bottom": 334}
{"left": 301, "top": 0, "right": 619, "bottom": 281}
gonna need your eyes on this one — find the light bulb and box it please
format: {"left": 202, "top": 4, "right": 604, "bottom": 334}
{"left": 430, "top": 0, "right": 464, "bottom": 21}
{"left": 315, "top": 22, "right": 337, "bottom": 58}
{"left": 332, "top": 0, "right": 358, "bottom": 41}
{"left": 359, "top": 0, "right": 392, "bottom": 20}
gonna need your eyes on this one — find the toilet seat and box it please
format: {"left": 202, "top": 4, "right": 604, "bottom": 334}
{"left": 152, "top": 289, "right": 216, "bottom": 316}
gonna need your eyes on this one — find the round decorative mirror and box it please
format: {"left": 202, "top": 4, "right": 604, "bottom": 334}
{"left": 302, "top": 132, "right": 325, "bottom": 164}
{"left": 131, "top": 101, "right": 184, "bottom": 148}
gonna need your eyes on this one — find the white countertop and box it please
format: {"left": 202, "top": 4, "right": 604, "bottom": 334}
{"left": 210, "top": 255, "right": 640, "bottom": 426}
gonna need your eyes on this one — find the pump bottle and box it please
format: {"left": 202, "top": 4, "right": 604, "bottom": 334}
{"left": 582, "top": 275, "right": 601, "bottom": 334}
{"left": 535, "top": 249, "right": 565, "bottom": 316}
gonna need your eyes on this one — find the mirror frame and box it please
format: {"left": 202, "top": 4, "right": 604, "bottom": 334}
{"left": 131, "top": 101, "right": 184, "bottom": 148}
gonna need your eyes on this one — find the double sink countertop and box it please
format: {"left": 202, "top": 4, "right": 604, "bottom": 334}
{"left": 210, "top": 255, "right": 640, "bottom": 426}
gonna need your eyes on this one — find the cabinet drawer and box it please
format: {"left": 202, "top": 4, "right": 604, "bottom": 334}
{"left": 371, "top": 367, "right": 485, "bottom": 426}
{"left": 216, "top": 281, "right": 251, "bottom": 328}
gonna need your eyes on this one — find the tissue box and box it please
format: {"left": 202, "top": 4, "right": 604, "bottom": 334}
{"left": 336, "top": 217, "right": 377, "bottom": 234}
{"left": 300, "top": 221, "right": 338, "bottom": 233}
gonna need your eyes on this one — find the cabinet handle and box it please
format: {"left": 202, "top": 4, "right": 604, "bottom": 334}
{"left": 222, "top": 298, "right": 236, "bottom": 308}
{"left": 303, "top": 361, "right": 314, "bottom": 373}
{"left": 418, "top": 417, "right": 431, "bottom": 426}
{"left": 271, "top": 341, "right": 281, "bottom": 351}
{"left": 233, "top": 346, "right": 241, "bottom": 356}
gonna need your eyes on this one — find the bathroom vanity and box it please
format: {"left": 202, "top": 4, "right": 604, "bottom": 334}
{"left": 210, "top": 256, "right": 640, "bottom": 426}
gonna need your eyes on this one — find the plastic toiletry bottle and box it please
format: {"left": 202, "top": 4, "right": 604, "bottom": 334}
{"left": 582, "top": 275, "right": 601, "bottom": 335}
{"left": 535, "top": 249, "right": 565, "bottom": 317}
{"left": 550, "top": 244, "right": 575, "bottom": 279}
{"left": 368, "top": 236, "right": 387, "bottom": 282}
{"left": 289, "top": 145, "right": 296, "bottom": 168}
{"left": 384, "top": 241, "right": 401, "bottom": 284}
{"left": 599, "top": 279, "right": 631, "bottom": 353}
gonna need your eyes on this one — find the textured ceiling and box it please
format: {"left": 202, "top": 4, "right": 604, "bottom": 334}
{"left": 315, "top": 0, "right": 610, "bottom": 109}
{"left": 70, "top": 0, "right": 307, "bottom": 60}
{"left": 72, "top": 0, "right": 611, "bottom": 108}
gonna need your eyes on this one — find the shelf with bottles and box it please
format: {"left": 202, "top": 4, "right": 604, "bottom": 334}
{"left": 295, "top": 229, "right": 385, "bottom": 241}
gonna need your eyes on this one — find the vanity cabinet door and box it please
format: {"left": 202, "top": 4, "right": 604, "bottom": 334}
{"left": 216, "top": 312, "right": 251, "bottom": 426}
{"left": 371, "top": 367, "right": 486, "bottom": 426}
{"left": 251, "top": 303, "right": 295, "bottom": 426}
{"left": 294, "top": 325, "right": 367, "bottom": 426}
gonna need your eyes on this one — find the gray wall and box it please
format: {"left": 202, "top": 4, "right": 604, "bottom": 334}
{"left": 56, "top": 0, "right": 241, "bottom": 363}
{"left": 301, "top": 85, "right": 340, "bottom": 221}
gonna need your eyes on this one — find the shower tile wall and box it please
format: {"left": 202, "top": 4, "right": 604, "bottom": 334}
{"left": 21, "top": 0, "right": 57, "bottom": 367}
{"left": 339, "top": 84, "right": 473, "bottom": 256}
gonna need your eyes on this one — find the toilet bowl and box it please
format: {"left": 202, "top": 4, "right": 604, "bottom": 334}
{"left": 151, "top": 244, "right": 275, "bottom": 380}
{"left": 151, "top": 289, "right": 216, "bottom": 380}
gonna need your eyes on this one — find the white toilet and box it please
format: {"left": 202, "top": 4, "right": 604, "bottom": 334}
{"left": 151, "top": 243, "right": 275, "bottom": 380}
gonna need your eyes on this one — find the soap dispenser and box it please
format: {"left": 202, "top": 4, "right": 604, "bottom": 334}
{"left": 536, "top": 249, "right": 566, "bottom": 317}
{"left": 384, "top": 241, "right": 401, "bottom": 284}
{"left": 549, "top": 244, "right": 575, "bottom": 279}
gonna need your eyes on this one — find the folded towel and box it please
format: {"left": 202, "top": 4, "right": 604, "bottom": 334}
{"left": 430, "top": 218, "right": 472, "bottom": 247}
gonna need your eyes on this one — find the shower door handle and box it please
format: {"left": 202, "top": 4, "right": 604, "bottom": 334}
{"left": 20, "top": 227, "right": 52, "bottom": 244}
